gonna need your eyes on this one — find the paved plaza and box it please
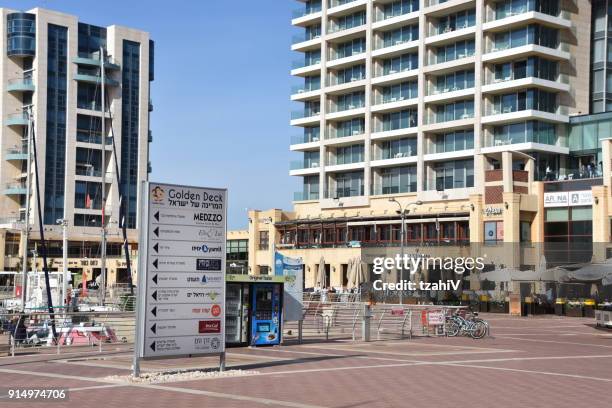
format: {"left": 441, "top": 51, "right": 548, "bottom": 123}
{"left": 1, "top": 314, "right": 611, "bottom": 408}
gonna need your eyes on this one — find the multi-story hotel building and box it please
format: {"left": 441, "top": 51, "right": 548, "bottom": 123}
{"left": 0, "top": 8, "right": 153, "bottom": 288}
{"left": 234, "top": 0, "right": 612, "bottom": 303}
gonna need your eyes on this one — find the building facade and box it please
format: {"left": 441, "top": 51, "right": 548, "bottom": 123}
{"left": 233, "top": 0, "right": 612, "bottom": 303}
{"left": 0, "top": 8, "right": 153, "bottom": 288}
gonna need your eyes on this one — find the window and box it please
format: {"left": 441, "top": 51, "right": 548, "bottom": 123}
{"left": 227, "top": 239, "right": 248, "bottom": 261}
{"left": 335, "top": 38, "right": 366, "bottom": 59}
{"left": 380, "top": 166, "right": 417, "bottom": 194}
{"left": 436, "top": 39, "right": 475, "bottom": 63}
{"left": 520, "top": 221, "right": 531, "bottom": 242}
{"left": 259, "top": 266, "right": 270, "bottom": 275}
{"left": 382, "top": 52, "right": 418, "bottom": 75}
{"left": 332, "top": 171, "right": 364, "bottom": 198}
{"left": 380, "top": 137, "right": 417, "bottom": 158}
{"left": 432, "top": 159, "right": 474, "bottom": 190}
{"left": 434, "top": 100, "right": 474, "bottom": 122}
{"left": 381, "top": 109, "right": 417, "bottom": 130}
{"left": 484, "top": 221, "right": 504, "bottom": 243}
{"left": 434, "top": 70, "right": 475, "bottom": 93}
{"left": 335, "top": 118, "right": 365, "bottom": 138}
{"left": 434, "top": 130, "right": 474, "bottom": 153}
{"left": 383, "top": 0, "right": 419, "bottom": 18}
{"left": 380, "top": 81, "right": 417, "bottom": 103}
{"left": 335, "top": 144, "right": 364, "bottom": 164}
{"left": 383, "top": 24, "right": 418, "bottom": 47}
{"left": 259, "top": 231, "right": 269, "bottom": 250}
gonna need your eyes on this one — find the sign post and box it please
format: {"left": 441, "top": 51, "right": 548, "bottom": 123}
{"left": 133, "top": 182, "right": 227, "bottom": 377}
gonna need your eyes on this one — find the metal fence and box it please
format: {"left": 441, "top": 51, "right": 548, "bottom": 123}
{"left": 283, "top": 300, "right": 467, "bottom": 343}
{"left": 0, "top": 310, "right": 135, "bottom": 357}
{"left": 1, "top": 298, "right": 468, "bottom": 358}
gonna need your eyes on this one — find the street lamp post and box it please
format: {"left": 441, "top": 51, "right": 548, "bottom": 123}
{"left": 56, "top": 218, "right": 68, "bottom": 308}
{"left": 388, "top": 199, "right": 423, "bottom": 305}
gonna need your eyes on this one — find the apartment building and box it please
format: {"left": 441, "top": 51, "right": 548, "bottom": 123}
{"left": 0, "top": 8, "right": 153, "bottom": 287}
{"left": 261, "top": 0, "right": 612, "bottom": 301}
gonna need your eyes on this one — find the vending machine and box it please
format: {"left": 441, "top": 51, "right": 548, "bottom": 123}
{"left": 225, "top": 275, "right": 283, "bottom": 347}
{"left": 250, "top": 284, "right": 282, "bottom": 346}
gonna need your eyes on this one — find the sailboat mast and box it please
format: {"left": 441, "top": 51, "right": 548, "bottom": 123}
{"left": 100, "top": 47, "right": 107, "bottom": 306}
{"left": 20, "top": 106, "right": 33, "bottom": 311}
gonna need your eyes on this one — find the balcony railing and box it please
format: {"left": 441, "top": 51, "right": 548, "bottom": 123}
{"left": 484, "top": 105, "right": 566, "bottom": 116}
{"left": 292, "top": 32, "right": 321, "bottom": 44}
{"left": 292, "top": 3, "right": 322, "bottom": 18}
{"left": 372, "top": 185, "right": 417, "bottom": 195}
{"left": 291, "top": 109, "right": 321, "bottom": 120}
{"left": 75, "top": 164, "right": 102, "bottom": 177}
{"left": 7, "top": 77, "right": 34, "bottom": 91}
{"left": 291, "top": 134, "right": 321, "bottom": 145}
{"left": 292, "top": 57, "right": 321, "bottom": 70}
{"left": 374, "top": 149, "right": 416, "bottom": 160}
{"left": 6, "top": 113, "right": 29, "bottom": 126}
{"left": 329, "top": 0, "right": 360, "bottom": 8}
{"left": 294, "top": 191, "right": 320, "bottom": 201}
{"left": 290, "top": 160, "right": 320, "bottom": 170}
{"left": 291, "top": 83, "right": 321, "bottom": 94}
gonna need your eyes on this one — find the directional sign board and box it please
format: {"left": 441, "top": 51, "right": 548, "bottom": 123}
{"left": 135, "top": 182, "right": 227, "bottom": 360}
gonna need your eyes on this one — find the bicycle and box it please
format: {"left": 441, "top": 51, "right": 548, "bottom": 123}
{"left": 445, "top": 311, "right": 489, "bottom": 339}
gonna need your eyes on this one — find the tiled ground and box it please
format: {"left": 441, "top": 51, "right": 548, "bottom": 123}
{"left": 0, "top": 314, "right": 610, "bottom": 408}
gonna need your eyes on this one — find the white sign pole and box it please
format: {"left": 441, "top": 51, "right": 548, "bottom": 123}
{"left": 133, "top": 182, "right": 227, "bottom": 376}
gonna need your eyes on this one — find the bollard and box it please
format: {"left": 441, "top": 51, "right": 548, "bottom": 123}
{"left": 361, "top": 303, "right": 372, "bottom": 342}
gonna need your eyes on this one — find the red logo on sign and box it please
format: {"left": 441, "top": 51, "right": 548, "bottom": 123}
{"left": 199, "top": 320, "right": 221, "bottom": 334}
{"left": 211, "top": 304, "right": 221, "bottom": 317}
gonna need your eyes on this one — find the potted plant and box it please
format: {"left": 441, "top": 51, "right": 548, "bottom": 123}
{"left": 566, "top": 300, "right": 584, "bottom": 317}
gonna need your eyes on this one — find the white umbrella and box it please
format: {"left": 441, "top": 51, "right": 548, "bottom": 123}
{"left": 558, "top": 260, "right": 612, "bottom": 286}
{"left": 354, "top": 257, "right": 368, "bottom": 287}
{"left": 346, "top": 258, "right": 356, "bottom": 290}
{"left": 317, "top": 256, "right": 327, "bottom": 289}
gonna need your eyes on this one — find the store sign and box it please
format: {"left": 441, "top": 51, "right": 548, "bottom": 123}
{"left": 136, "top": 182, "right": 227, "bottom": 359}
{"left": 544, "top": 191, "right": 593, "bottom": 208}
{"left": 483, "top": 207, "right": 503, "bottom": 216}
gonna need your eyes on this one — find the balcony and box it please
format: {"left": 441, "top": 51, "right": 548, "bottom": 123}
{"left": 149, "top": 99, "right": 154, "bottom": 112}
{"left": 5, "top": 147, "right": 28, "bottom": 161}
{"left": 7, "top": 77, "right": 34, "bottom": 92}
{"left": 6, "top": 113, "right": 29, "bottom": 126}
{"left": 292, "top": 32, "right": 322, "bottom": 52}
{"left": 291, "top": 109, "right": 321, "bottom": 126}
{"left": 3, "top": 182, "right": 27, "bottom": 196}
{"left": 72, "top": 53, "right": 120, "bottom": 70}
{"left": 292, "top": 4, "right": 322, "bottom": 18}
{"left": 76, "top": 131, "right": 113, "bottom": 146}
{"left": 484, "top": 10, "right": 571, "bottom": 31}
{"left": 290, "top": 159, "right": 320, "bottom": 176}
{"left": 294, "top": 191, "right": 319, "bottom": 201}
{"left": 328, "top": 0, "right": 366, "bottom": 15}
{"left": 483, "top": 43, "right": 570, "bottom": 63}
{"left": 290, "top": 133, "right": 320, "bottom": 148}
{"left": 291, "top": 57, "right": 322, "bottom": 76}
{"left": 74, "top": 73, "right": 119, "bottom": 87}
{"left": 482, "top": 106, "right": 569, "bottom": 125}
{"left": 291, "top": 83, "right": 321, "bottom": 100}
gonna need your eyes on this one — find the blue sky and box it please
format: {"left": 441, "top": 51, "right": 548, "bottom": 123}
{"left": 5, "top": 0, "right": 299, "bottom": 229}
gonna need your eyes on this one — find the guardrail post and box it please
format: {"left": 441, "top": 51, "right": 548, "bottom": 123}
{"left": 361, "top": 303, "right": 371, "bottom": 342}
